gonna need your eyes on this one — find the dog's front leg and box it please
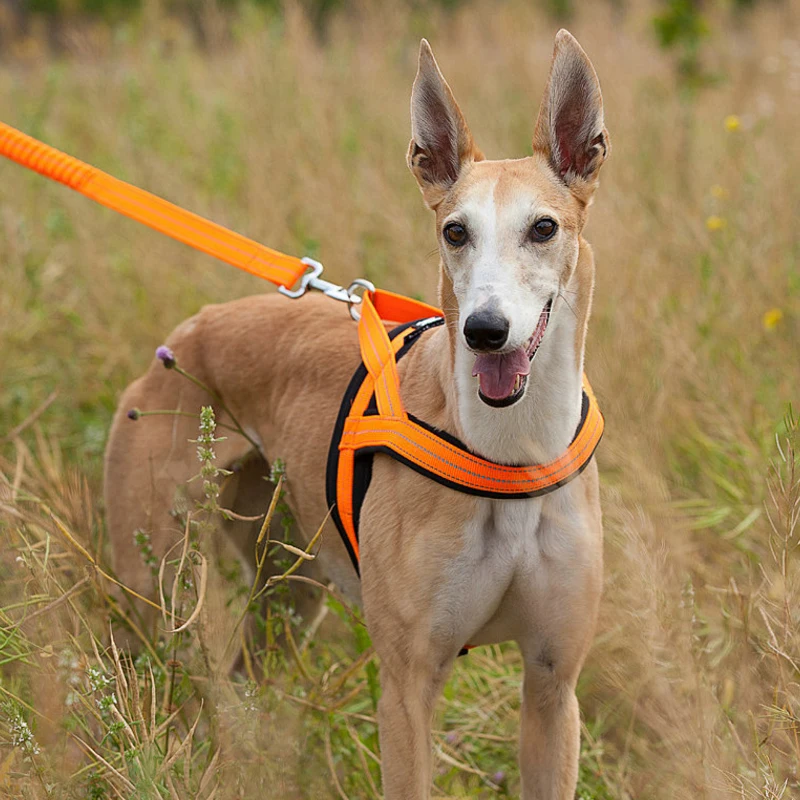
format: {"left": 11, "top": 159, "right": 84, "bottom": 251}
{"left": 518, "top": 660, "right": 581, "bottom": 800}
{"left": 375, "top": 655, "right": 451, "bottom": 799}
{"left": 358, "top": 465, "right": 480, "bottom": 798}
{"left": 360, "top": 508, "right": 459, "bottom": 798}
{"left": 516, "top": 515, "right": 602, "bottom": 797}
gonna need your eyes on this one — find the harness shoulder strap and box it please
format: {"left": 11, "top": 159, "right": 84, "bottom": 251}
{"left": 325, "top": 315, "right": 440, "bottom": 573}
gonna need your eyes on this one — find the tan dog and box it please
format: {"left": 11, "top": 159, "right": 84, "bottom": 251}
{"left": 105, "top": 29, "right": 608, "bottom": 800}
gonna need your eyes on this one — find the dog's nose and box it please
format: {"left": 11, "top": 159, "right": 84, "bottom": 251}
{"left": 463, "top": 311, "right": 510, "bottom": 351}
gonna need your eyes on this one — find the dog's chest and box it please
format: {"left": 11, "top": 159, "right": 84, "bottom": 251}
{"left": 430, "top": 497, "right": 545, "bottom": 642}
{"left": 431, "top": 482, "right": 590, "bottom": 648}
{"left": 472, "top": 498, "right": 544, "bottom": 563}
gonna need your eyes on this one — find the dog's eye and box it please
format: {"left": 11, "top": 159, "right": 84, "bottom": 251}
{"left": 531, "top": 218, "right": 557, "bottom": 242}
{"left": 443, "top": 222, "right": 468, "bottom": 247}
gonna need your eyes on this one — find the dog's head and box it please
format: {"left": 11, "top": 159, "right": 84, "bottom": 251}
{"left": 408, "top": 30, "right": 609, "bottom": 408}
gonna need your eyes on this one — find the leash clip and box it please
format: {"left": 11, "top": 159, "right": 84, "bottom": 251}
{"left": 279, "top": 257, "right": 374, "bottom": 319}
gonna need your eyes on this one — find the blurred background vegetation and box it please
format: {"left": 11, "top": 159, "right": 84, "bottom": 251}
{"left": 1, "top": 0, "right": 799, "bottom": 798}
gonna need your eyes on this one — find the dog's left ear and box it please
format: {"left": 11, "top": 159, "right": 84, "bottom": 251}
{"left": 533, "top": 30, "right": 609, "bottom": 198}
{"left": 408, "top": 40, "right": 483, "bottom": 209}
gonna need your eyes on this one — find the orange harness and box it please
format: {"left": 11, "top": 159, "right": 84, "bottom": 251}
{"left": 0, "top": 121, "right": 605, "bottom": 581}
{"left": 327, "top": 289, "right": 604, "bottom": 574}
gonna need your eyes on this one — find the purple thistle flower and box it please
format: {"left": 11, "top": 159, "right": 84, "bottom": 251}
{"left": 492, "top": 771, "right": 506, "bottom": 786}
{"left": 444, "top": 731, "right": 458, "bottom": 745}
{"left": 155, "top": 345, "right": 176, "bottom": 369}
{"left": 127, "top": 408, "right": 141, "bottom": 421}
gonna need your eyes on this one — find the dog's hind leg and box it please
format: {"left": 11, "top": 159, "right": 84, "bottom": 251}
{"left": 103, "top": 318, "right": 257, "bottom": 650}
{"left": 215, "top": 452, "right": 327, "bottom": 673}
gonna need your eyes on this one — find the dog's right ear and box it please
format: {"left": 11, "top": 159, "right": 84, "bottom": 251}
{"left": 408, "top": 40, "right": 482, "bottom": 209}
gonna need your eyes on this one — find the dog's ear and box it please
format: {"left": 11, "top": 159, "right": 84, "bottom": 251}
{"left": 408, "top": 40, "right": 482, "bottom": 209}
{"left": 533, "top": 30, "right": 609, "bottom": 199}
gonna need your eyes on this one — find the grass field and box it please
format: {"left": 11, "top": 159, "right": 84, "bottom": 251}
{"left": 1, "top": 1, "right": 800, "bottom": 797}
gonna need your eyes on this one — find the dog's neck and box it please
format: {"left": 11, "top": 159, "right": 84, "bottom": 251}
{"left": 436, "top": 242, "right": 594, "bottom": 466}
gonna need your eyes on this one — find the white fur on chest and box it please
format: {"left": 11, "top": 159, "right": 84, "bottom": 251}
{"left": 431, "top": 481, "right": 588, "bottom": 649}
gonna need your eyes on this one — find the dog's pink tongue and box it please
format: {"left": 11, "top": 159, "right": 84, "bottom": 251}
{"left": 472, "top": 347, "right": 530, "bottom": 400}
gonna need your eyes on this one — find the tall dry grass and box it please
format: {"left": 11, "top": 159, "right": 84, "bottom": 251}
{"left": 1, "top": 1, "right": 800, "bottom": 797}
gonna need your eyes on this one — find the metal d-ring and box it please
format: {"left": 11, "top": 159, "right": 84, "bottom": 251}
{"left": 278, "top": 257, "right": 373, "bottom": 319}
{"left": 346, "top": 278, "right": 375, "bottom": 321}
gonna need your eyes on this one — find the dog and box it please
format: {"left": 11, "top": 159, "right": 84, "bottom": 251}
{"left": 104, "top": 29, "right": 609, "bottom": 799}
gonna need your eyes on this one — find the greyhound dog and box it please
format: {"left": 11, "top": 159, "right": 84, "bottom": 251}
{"left": 104, "top": 29, "right": 609, "bottom": 799}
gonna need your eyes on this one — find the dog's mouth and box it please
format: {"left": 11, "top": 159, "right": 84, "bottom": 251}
{"left": 471, "top": 300, "right": 552, "bottom": 408}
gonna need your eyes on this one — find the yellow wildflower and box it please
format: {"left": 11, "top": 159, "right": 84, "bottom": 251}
{"left": 705, "top": 216, "right": 727, "bottom": 232}
{"left": 724, "top": 115, "right": 741, "bottom": 132}
{"left": 763, "top": 308, "right": 783, "bottom": 330}
{"left": 710, "top": 184, "right": 727, "bottom": 199}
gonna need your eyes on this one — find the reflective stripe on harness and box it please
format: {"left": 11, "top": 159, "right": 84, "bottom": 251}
{"left": 326, "top": 291, "right": 605, "bottom": 576}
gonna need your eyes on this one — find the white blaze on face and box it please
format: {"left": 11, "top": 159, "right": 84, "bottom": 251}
{"left": 442, "top": 171, "right": 562, "bottom": 355}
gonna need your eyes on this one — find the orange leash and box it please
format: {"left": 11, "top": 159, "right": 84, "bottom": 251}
{"left": 0, "top": 121, "right": 307, "bottom": 290}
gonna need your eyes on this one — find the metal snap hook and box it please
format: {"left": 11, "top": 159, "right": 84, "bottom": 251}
{"left": 347, "top": 279, "right": 376, "bottom": 321}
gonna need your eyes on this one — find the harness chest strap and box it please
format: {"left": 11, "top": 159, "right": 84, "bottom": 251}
{"left": 326, "top": 291, "right": 605, "bottom": 574}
